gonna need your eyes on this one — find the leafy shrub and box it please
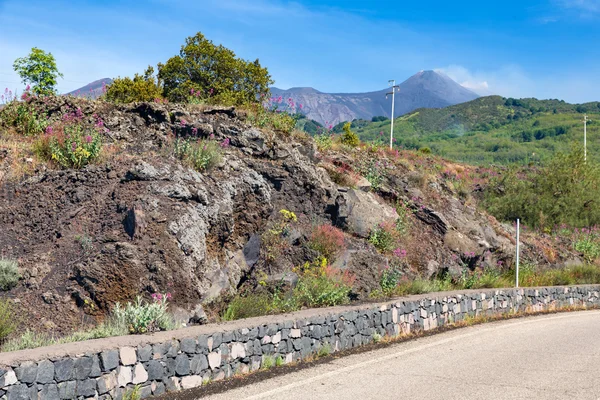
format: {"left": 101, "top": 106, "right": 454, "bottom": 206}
{"left": 379, "top": 265, "right": 403, "bottom": 294}
{"left": 315, "top": 133, "right": 333, "bottom": 151}
{"left": 0, "top": 259, "right": 19, "bottom": 291}
{"left": 308, "top": 224, "right": 345, "bottom": 261}
{"left": 173, "top": 137, "right": 223, "bottom": 171}
{"left": 368, "top": 223, "right": 397, "bottom": 253}
{"left": 112, "top": 294, "right": 174, "bottom": 334}
{"left": 122, "top": 386, "right": 141, "bottom": 400}
{"left": 261, "top": 354, "right": 275, "bottom": 369}
{"left": 245, "top": 97, "right": 298, "bottom": 134}
{"left": 573, "top": 229, "right": 600, "bottom": 263}
{"left": 395, "top": 202, "right": 411, "bottom": 235}
{"left": 0, "top": 91, "right": 49, "bottom": 136}
{"left": 222, "top": 293, "right": 273, "bottom": 321}
{"left": 36, "top": 124, "right": 102, "bottom": 169}
{"left": 105, "top": 66, "right": 163, "bottom": 103}
{"left": 158, "top": 32, "right": 273, "bottom": 105}
{"left": 293, "top": 261, "right": 355, "bottom": 308}
{"left": 340, "top": 122, "right": 360, "bottom": 147}
{"left": 485, "top": 150, "right": 600, "bottom": 228}
{"left": 0, "top": 300, "right": 16, "bottom": 343}
{"left": 418, "top": 146, "right": 432, "bottom": 154}
{"left": 317, "top": 343, "right": 332, "bottom": 357}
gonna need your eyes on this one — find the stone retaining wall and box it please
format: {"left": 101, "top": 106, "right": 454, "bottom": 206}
{"left": 1, "top": 285, "right": 599, "bottom": 399}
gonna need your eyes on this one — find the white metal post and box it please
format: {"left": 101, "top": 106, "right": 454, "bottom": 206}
{"left": 386, "top": 80, "right": 400, "bottom": 150}
{"left": 584, "top": 115, "right": 588, "bottom": 163}
{"left": 390, "top": 82, "right": 395, "bottom": 150}
{"left": 516, "top": 218, "right": 520, "bottom": 288}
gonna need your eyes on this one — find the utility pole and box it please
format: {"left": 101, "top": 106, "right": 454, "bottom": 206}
{"left": 584, "top": 115, "right": 588, "bottom": 163}
{"left": 386, "top": 80, "right": 400, "bottom": 150}
{"left": 515, "top": 218, "right": 520, "bottom": 288}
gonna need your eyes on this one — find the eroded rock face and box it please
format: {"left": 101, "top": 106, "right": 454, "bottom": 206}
{"left": 334, "top": 189, "right": 399, "bottom": 238}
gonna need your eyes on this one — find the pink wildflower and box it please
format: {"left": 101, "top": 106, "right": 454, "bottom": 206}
{"left": 85, "top": 135, "right": 92, "bottom": 143}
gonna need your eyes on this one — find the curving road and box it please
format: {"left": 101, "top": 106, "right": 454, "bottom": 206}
{"left": 200, "top": 311, "right": 600, "bottom": 400}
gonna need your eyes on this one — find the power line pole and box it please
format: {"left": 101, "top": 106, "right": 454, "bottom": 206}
{"left": 584, "top": 114, "right": 588, "bottom": 163}
{"left": 386, "top": 80, "right": 400, "bottom": 150}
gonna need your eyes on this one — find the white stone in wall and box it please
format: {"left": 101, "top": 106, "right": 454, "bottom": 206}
{"left": 117, "top": 366, "right": 132, "bottom": 387}
{"left": 3, "top": 370, "right": 17, "bottom": 386}
{"left": 119, "top": 347, "right": 137, "bottom": 366}
{"left": 181, "top": 375, "right": 203, "bottom": 389}
{"left": 208, "top": 351, "right": 221, "bottom": 369}
{"left": 230, "top": 342, "right": 246, "bottom": 359}
{"left": 272, "top": 332, "right": 281, "bottom": 344}
{"left": 132, "top": 363, "right": 148, "bottom": 384}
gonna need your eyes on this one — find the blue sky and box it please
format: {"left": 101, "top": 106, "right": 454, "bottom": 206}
{"left": 1, "top": 0, "right": 600, "bottom": 101}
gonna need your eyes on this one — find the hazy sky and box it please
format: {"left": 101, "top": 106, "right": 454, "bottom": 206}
{"left": 1, "top": 0, "right": 600, "bottom": 101}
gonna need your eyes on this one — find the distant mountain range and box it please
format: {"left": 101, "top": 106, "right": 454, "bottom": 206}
{"left": 271, "top": 70, "right": 480, "bottom": 125}
{"left": 67, "top": 70, "right": 479, "bottom": 125}
{"left": 66, "top": 78, "right": 112, "bottom": 99}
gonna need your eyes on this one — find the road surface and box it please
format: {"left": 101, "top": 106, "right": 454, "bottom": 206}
{"left": 200, "top": 310, "right": 600, "bottom": 400}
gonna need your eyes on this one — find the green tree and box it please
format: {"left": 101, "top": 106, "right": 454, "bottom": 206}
{"left": 105, "top": 66, "right": 163, "bottom": 103}
{"left": 13, "top": 47, "right": 63, "bottom": 95}
{"left": 340, "top": 122, "right": 360, "bottom": 147}
{"left": 157, "top": 32, "right": 273, "bottom": 105}
{"left": 485, "top": 148, "right": 600, "bottom": 229}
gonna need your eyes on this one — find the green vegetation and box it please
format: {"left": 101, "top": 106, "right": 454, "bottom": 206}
{"left": 368, "top": 223, "right": 397, "bottom": 253}
{"left": 484, "top": 149, "right": 600, "bottom": 229}
{"left": 43, "top": 124, "right": 102, "bottom": 169}
{"left": 333, "top": 96, "right": 600, "bottom": 165}
{"left": 105, "top": 66, "right": 163, "bottom": 103}
{"left": 158, "top": 32, "right": 272, "bottom": 105}
{"left": 372, "top": 264, "right": 600, "bottom": 299}
{"left": 222, "top": 259, "right": 355, "bottom": 321}
{"left": 0, "top": 259, "right": 20, "bottom": 291}
{"left": 261, "top": 354, "right": 275, "bottom": 369}
{"left": 173, "top": 137, "right": 224, "bottom": 172}
{"left": 340, "top": 122, "right": 360, "bottom": 147}
{"left": 0, "top": 300, "right": 16, "bottom": 343}
{"left": 112, "top": 294, "right": 175, "bottom": 334}
{"left": 13, "top": 47, "right": 63, "bottom": 95}
{"left": 122, "top": 385, "right": 141, "bottom": 400}
{"left": 2, "top": 293, "right": 175, "bottom": 351}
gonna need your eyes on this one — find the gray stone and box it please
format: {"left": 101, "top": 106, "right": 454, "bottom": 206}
{"left": 139, "top": 384, "right": 152, "bottom": 399}
{"left": 7, "top": 384, "right": 29, "bottom": 400}
{"left": 35, "top": 360, "right": 54, "bottom": 384}
{"left": 152, "top": 381, "right": 165, "bottom": 396}
{"left": 164, "top": 376, "right": 180, "bottom": 392}
{"left": 137, "top": 345, "right": 152, "bottom": 362}
{"left": 190, "top": 355, "right": 208, "bottom": 374}
{"left": 96, "top": 371, "right": 117, "bottom": 394}
{"left": 39, "top": 384, "right": 59, "bottom": 400}
{"left": 180, "top": 338, "right": 197, "bottom": 354}
{"left": 152, "top": 342, "right": 169, "bottom": 359}
{"left": 175, "top": 355, "right": 190, "bottom": 376}
{"left": 53, "top": 359, "right": 73, "bottom": 382}
{"left": 100, "top": 350, "right": 119, "bottom": 371}
{"left": 222, "top": 331, "right": 233, "bottom": 343}
{"left": 57, "top": 381, "right": 76, "bottom": 399}
{"left": 15, "top": 362, "right": 37, "bottom": 384}
{"left": 90, "top": 355, "right": 102, "bottom": 378}
{"left": 76, "top": 379, "right": 96, "bottom": 397}
{"left": 198, "top": 335, "right": 210, "bottom": 354}
{"left": 211, "top": 333, "right": 222, "bottom": 350}
{"left": 147, "top": 360, "right": 164, "bottom": 381}
{"left": 74, "top": 356, "right": 93, "bottom": 380}
{"left": 166, "top": 341, "right": 180, "bottom": 357}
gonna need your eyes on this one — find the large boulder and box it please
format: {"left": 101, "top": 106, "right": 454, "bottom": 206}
{"left": 333, "top": 189, "right": 398, "bottom": 238}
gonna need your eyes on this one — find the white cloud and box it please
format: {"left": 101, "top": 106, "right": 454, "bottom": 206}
{"left": 436, "top": 64, "right": 538, "bottom": 98}
{"left": 558, "top": 0, "right": 600, "bottom": 12}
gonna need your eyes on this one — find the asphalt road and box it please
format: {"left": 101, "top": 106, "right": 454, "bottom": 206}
{"left": 200, "top": 310, "right": 600, "bottom": 400}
